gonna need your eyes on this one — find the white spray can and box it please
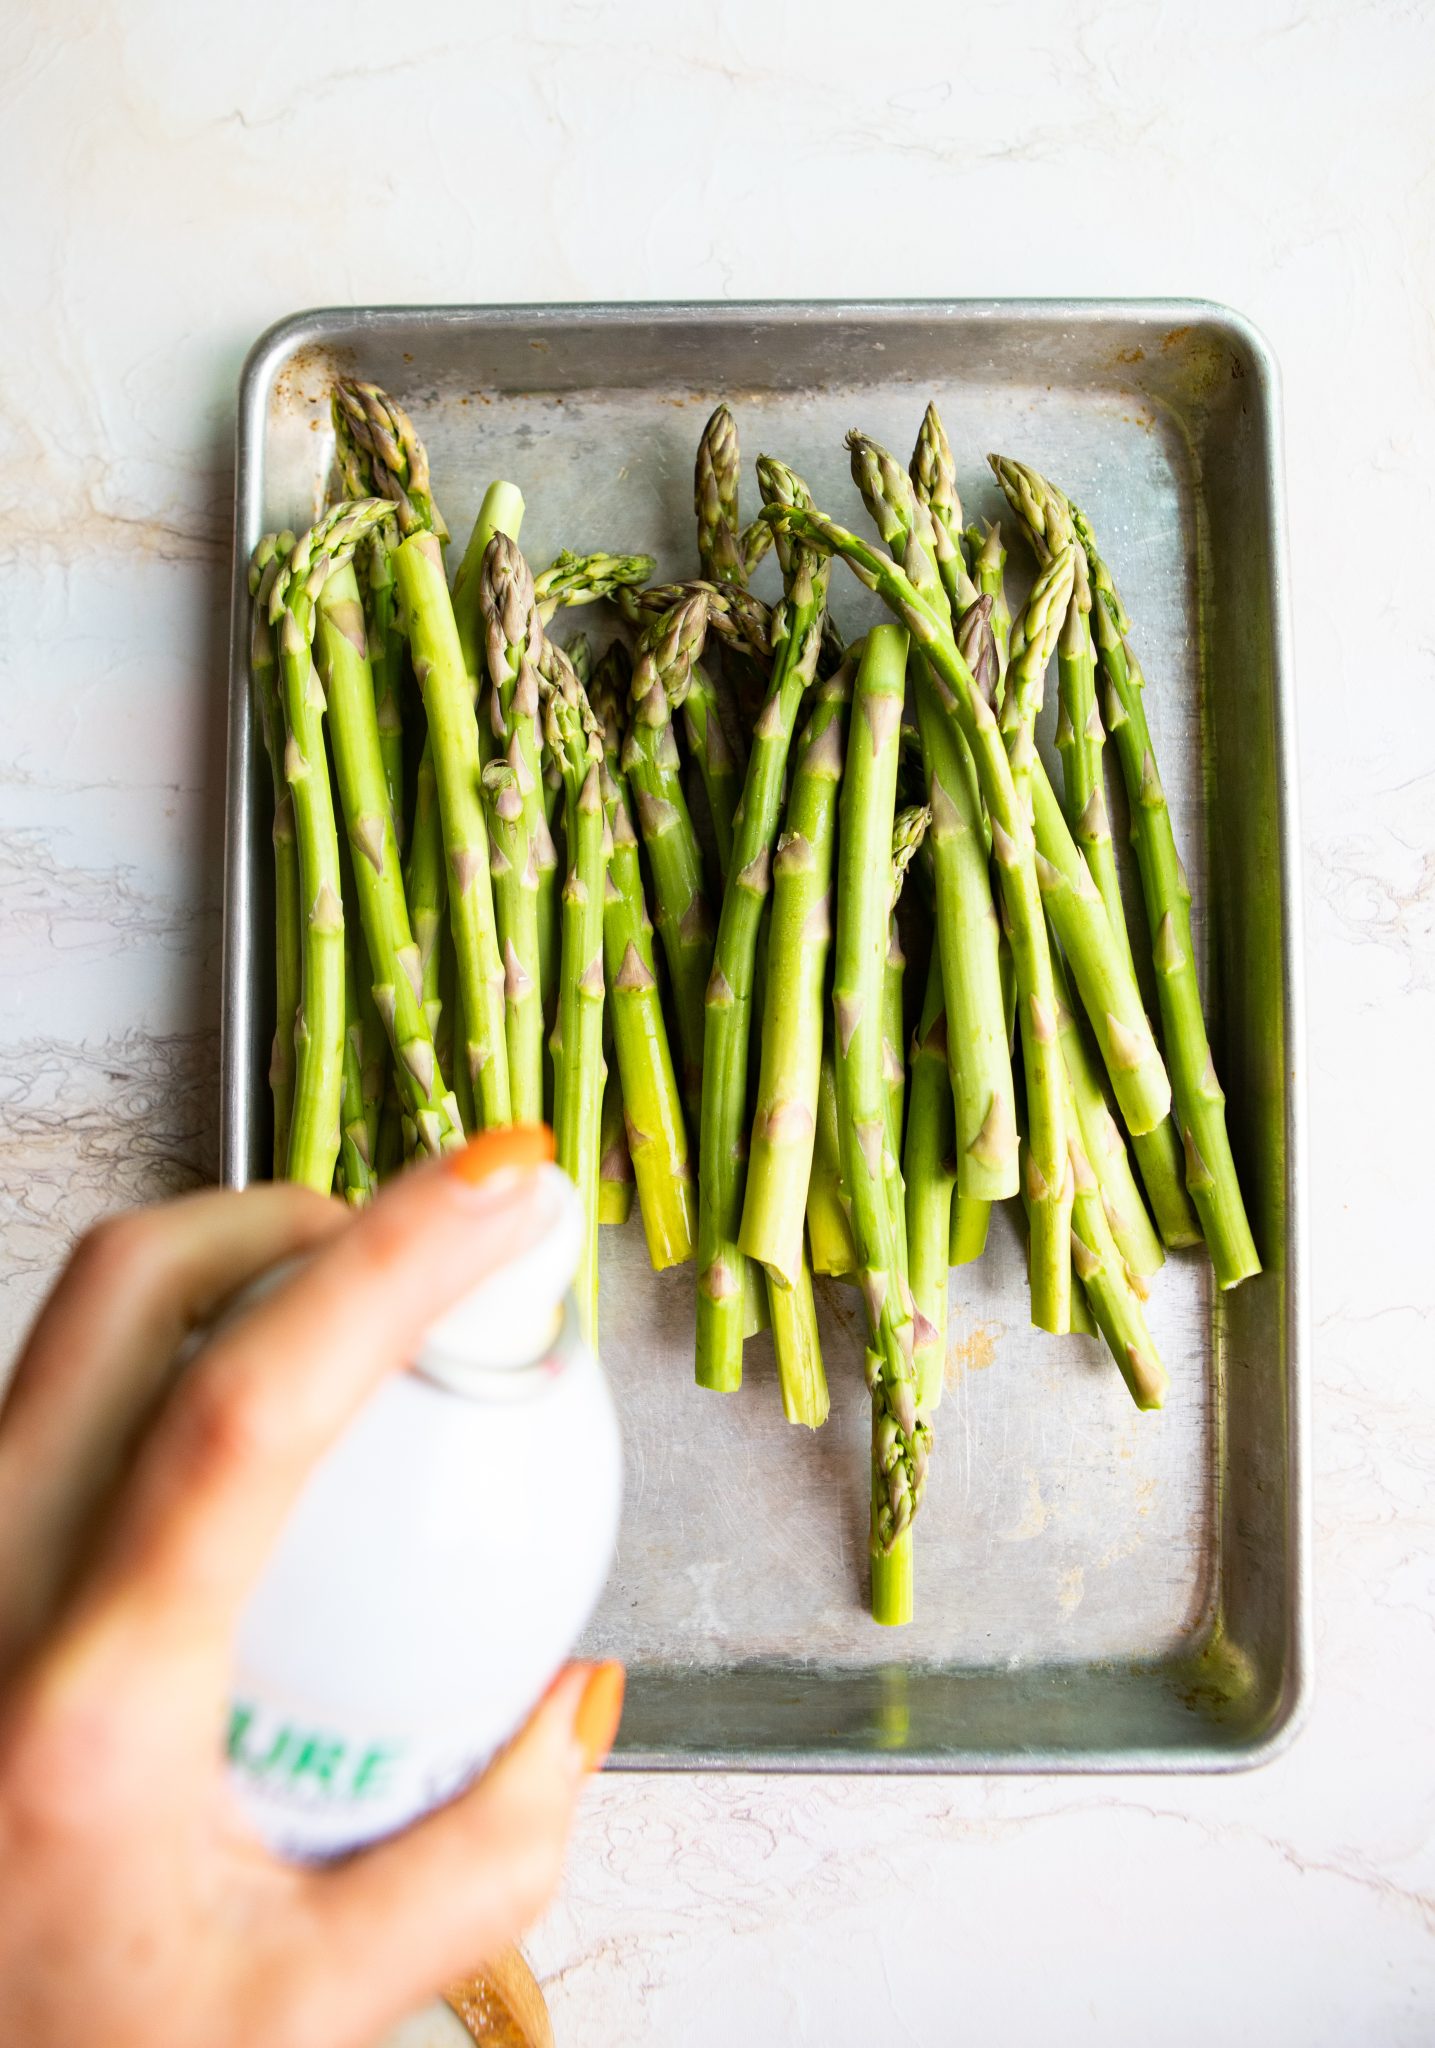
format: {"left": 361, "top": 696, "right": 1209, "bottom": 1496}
{"left": 226, "top": 1169, "right": 622, "bottom": 1861}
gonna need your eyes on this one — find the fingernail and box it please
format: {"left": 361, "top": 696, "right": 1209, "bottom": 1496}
{"left": 573, "top": 1660, "right": 625, "bottom": 1773}
{"left": 445, "top": 1123, "right": 555, "bottom": 1197}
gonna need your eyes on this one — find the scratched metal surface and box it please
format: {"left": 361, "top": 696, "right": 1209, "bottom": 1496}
{"left": 223, "top": 304, "right": 1305, "bottom": 1769}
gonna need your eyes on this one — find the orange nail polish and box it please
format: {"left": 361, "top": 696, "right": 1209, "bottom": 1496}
{"left": 573, "top": 1660, "right": 625, "bottom": 1772}
{"left": 446, "top": 1123, "right": 555, "bottom": 1187}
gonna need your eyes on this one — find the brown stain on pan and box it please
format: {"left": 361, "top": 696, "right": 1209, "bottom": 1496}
{"left": 945, "top": 1319, "right": 1000, "bottom": 1388}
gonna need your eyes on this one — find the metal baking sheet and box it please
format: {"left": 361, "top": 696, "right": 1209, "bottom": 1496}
{"left": 222, "top": 301, "right": 1307, "bottom": 1772}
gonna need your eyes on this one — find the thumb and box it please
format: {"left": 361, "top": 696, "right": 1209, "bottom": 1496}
{"left": 295, "top": 1660, "right": 624, "bottom": 2043}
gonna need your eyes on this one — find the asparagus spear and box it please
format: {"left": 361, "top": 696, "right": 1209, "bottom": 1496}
{"left": 1063, "top": 1065, "right": 1169, "bottom": 1409}
{"left": 330, "top": 388, "right": 409, "bottom": 848}
{"left": 330, "top": 381, "right": 513, "bottom": 1127}
{"left": 966, "top": 520, "right": 1011, "bottom": 684}
{"left": 356, "top": 970, "right": 387, "bottom": 1171}
{"left": 451, "top": 481, "right": 526, "bottom": 703}
{"left": 990, "top": 457, "right": 1201, "bottom": 1248}
{"left": 807, "top": 1034, "right": 858, "bottom": 1277}
{"left": 478, "top": 536, "right": 549, "bottom": 1123}
{"left": 1051, "top": 949, "right": 1164, "bottom": 1283}
{"left": 591, "top": 650, "right": 695, "bottom": 1271}
{"left": 537, "top": 638, "right": 610, "bottom": 1336}
{"left": 331, "top": 379, "right": 449, "bottom": 542}
{"left": 885, "top": 801, "right": 931, "bottom": 1180}
{"left": 949, "top": 1191, "right": 991, "bottom": 1265}
{"left": 334, "top": 813, "right": 375, "bottom": 1207}
{"left": 767, "top": 1258, "right": 829, "bottom": 1430}
{"left": 314, "top": 558, "right": 464, "bottom": 1155}
{"left": 434, "top": 919, "right": 459, "bottom": 1130}
{"left": 739, "top": 662, "right": 850, "bottom": 1288}
{"left": 393, "top": 528, "right": 512, "bottom": 1128}
{"left": 682, "top": 660, "right": 746, "bottom": 883}
{"left": 403, "top": 738, "right": 446, "bottom": 1041}
{"left": 621, "top": 595, "right": 715, "bottom": 1124}
{"left": 847, "top": 438, "right": 1018, "bottom": 1222}
{"left": 1068, "top": 496, "right": 1261, "bottom": 1288}
{"left": 267, "top": 498, "right": 392, "bottom": 1190}
{"left": 622, "top": 579, "right": 773, "bottom": 665}
{"left": 598, "top": 1052, "right": 635, "bottom": 1224}
{"left": 906, "top": 934, "right": 957, "bottom": 1410}
{"left": 959, "top": 486, "right": 1173, "bottom": 1151}
{"left": 992, "top": 461, "right": 1134, "bottom": 972}
{"left": 763, "top": 494, "right": 1073, "bottom": 1333}
{"left": 248, "top": 531, "right": 300, "bottom": 1175}
{"left": 909, "top": 402, "right": 978, "bottom": 617}
{"left": 694, "top": 458, "right": 831, "bottom": 1395}
{"left": 695, "top": 403, "right": 745, "bottom": 585}
{"left": 533, "top": 550, "right": 656, "bottom": 624}
{"left": 834, "top": 624, "right": 929, "bottom": 1621}
{"left": 1001, "top": 545, "right": 1084, "bottom": 1328}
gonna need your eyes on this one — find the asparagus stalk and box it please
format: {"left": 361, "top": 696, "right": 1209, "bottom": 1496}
{"left": 763, "top": 494, "right": 1074, "bottom": 1333}
{"left": 331, "top": 379, "right": 449, "bottom": 542}
{"left": 403, "top": 737, "right": 446, "bottom": 1040}
{"left": 533, "top": 550, "right": 656, "bottom": 624}
{"left": 966, "top": 520, "right": 1011, "bottom": 685}
{"left": 990, "top": 457, "right": 1201, "bottom": 1248}
{"left": 1001, "top": 545, "right": 1082, "bottom": 1329}
{"left": 1051, "top": 949, "right": 1164, "bottom": 1283}
{"left": 314, "top": 559, "right": 464, "bottom": 1155}
{"left": 694, "top": 459, "right": 831, "bottom": 1394}
{"left": 695, "top": 403, "right": 745, "bottom": 585}
{"left": 330, "top": 382, "right": 512, "bottom": 1127}
{"left": 949, "top": 1194, "right": 991, "bottom": 1266}
{"left": 909, "top": 402, "right": 978, "bottom": 617}
{"left": 330, "top": 391, "right": 408, "bottom": 849}
{"left": 434, "top": 920, "right": 459, "bottom": 1129}
{"left": 248, "top": 531, "right": 300, "bottom": 1175}
{"left": 807, "top": 1034, "right": 858, "bottom": 1277}
{"left": 621, "top": 595, "right": 715, "bottom": 1124}
{"left": 885, "top": 802, "right": 931, "bottom": 1180}
{"left": 906, "top": 934, "right": 957, "bottom": 1410}
{"left": 267, "top": 498, "right": 392, "bottom": 1189}
{"left": 622, "top": 579, "right": 773, "bottom": 665}
{"left": 451, "top": 481, "right": 527, "bottom": 699}
{"left": 988, "top": 461, "right": 1135, "bottom": 971}
{"left": 962, "top": 528, "right": 1174, "bottom": 1152}
{"left": 598, "top": 1051, "right": 634, "bottom": 1224}
{"left": 739, "top": 663, "right": 851, "bottom": 1288}
{"left": 356, "top": 971, "right": 387, "bottom": 1172}
{"left": 682, "top": 660, "right": 746, "bottom": 883}
{"left": 834, "top": 624, "right": 929, "bottom": 1620}
{"left": 478, "top": 536, "right": 549, "bottom": 1123}
{"left": 949, "top": 923, "right": 1018, "bottom": 1266}
{"left": 591, "top": 651, "right": 696, "bottom": 1271}
{"left": 537, "top": 639, "right": 609, "bottom": 1337}
{"left": 1061, "top": 494, "right": 1261, "bottom": 1289}
{"left": 393, "top": 529, "right": 512, "bottom": 1128}
{"left": 767, "top": 1258, "right": 829, "bottom": 1429}
{"left": 334, "top": 813, "right": 375, "bottom": 1207}
{"left": 847, "top": 437, "right": 1018, "bottom": 1217}
{"left": 747, "top": 881, "right": 828, "bottom": 1413}
{"left": 448, "top": 967, "right": 476, "bottom": 1134}
{"left": 1063, "top": 1066, "right": 1169, "bottom": 1409}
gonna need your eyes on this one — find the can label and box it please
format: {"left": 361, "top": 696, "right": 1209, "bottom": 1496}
{"left": 227, "top": 1696, "right": 491, "bottom": 1861}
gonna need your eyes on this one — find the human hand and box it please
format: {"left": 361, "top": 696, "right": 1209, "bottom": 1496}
{"left": 0, "top": 1143, "right": 623, "bottom": 2048}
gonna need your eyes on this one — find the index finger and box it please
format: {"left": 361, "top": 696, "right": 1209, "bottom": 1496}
{"left": 61, "top": 1128, "right": 563, "bottom": 1665}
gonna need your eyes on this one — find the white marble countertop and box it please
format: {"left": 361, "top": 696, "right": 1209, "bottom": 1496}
{"left": 3, "top": 2, "right": 1432, "bottom": 2040}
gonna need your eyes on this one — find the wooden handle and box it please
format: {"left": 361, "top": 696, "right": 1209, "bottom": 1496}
{"left": 444, "top": 1946, "right": 554, "bottom": 2048}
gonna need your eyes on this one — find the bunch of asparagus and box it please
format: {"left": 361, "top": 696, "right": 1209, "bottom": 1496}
{"left": 253, "top": 379, "right": 1259, "bottom": 1627}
